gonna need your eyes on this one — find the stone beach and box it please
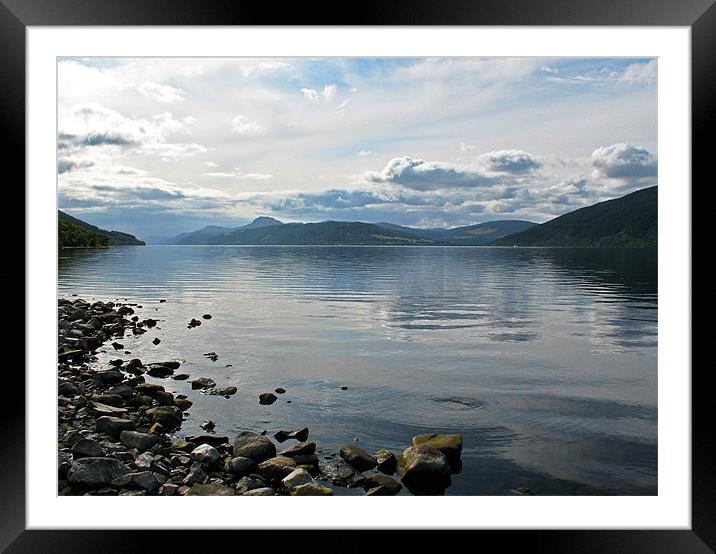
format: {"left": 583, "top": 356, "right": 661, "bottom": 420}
{"left": 57, "top": 296, "right": 463, "bottom": 496}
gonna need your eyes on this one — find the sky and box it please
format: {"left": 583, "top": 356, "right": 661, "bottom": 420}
{"left": 57, "top": 57, "right": 657, "bottom": 241}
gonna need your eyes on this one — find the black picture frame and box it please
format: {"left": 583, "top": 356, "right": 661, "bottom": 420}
{"left": 8, "top": 0, "right": 709, "bottom": 550}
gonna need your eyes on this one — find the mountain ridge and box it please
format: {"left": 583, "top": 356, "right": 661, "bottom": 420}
{"left": 492, "top": 186, "right": 657, "bottom": 247}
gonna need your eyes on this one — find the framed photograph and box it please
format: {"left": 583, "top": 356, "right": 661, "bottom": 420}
{"left": 10, "top": 0, "right": 709, "bottom": 550}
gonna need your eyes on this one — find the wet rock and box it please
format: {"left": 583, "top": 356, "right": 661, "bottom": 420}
{"left": 93, "top": 369, "right": 124, "bottom": 384}
{"left": 187, "top": 318, "right": 202, "bottom": 328}
{"left": 412, "top": 434, "right": 463, "bottom": 467}
{"left": 258, "top": 456, "right": 297, "bottom": 480}
{"left": 235, "top": 476, "right": 267, "bottom": 495}
{"left": 273, "top": 427, "right": 309, "bottom": 443}
{"left": 146, "top": 364, "right": 173, "bottom": 378}
{"left": 186, "top": 483, "right": 235, "bottom": 496}
{"left": 96, "top": 416, "right": 135, "bottom": 437}
{"left": 280, "top": 441, "right": 316, "bottom": 457}
{"left": 202, "top": 314, "right": 212, "bottom": 320}
{"left": 281, "top": 468, "right": 316, "bottom": 492}
{"left": 290, "top": 482, "right": 334, "bottom": 496}
{"left": 186, "top": 435, "right": 229, "bottom": 448}
{"left": 274, "top": 387, "right": 286, "bottom": 394}
{"left": 111, "top": 471, "right": 160, "bottom": 494}
{"left": 91, "top": 394, "right": 124, "bottom": 407}
{"left": 199, "top": 419, "right": 215, "bottom": 431}
{"left": 90, "top": 401, "right": 128, "bottom": 416}
{"left": 191, "top": 444, "right": 220, "bottom": 465}
{"left": 183, "top": 465, "right": 209, "bottom": 485}
{"left": 396, "top": 445, "right": 451, "bottom": 495}
{"left": 205, "top": 386, "right": 237, "bottom": 397}
{"left": 58, "top": 381, "right": 79, "bottom": 397}
{"left": 152, "top": 337, "right": 161, "bottom": 345}
{"left": 134, "top": 383, "right": 165, "bottom": 397}
{"left": 203, "top": 352, "right": 218, "bottom": 362}
{"left": 67, "top": 457, "right": 130, "bottom": 488}
{"left": 225, "top": 456, "right": 257, "bottom": 477}
{"left": 340, "top": 445, "right": 377, "bottom": 471}
{"left": 259, "top": 392, "right": 277, "bottom": 405}
{"left": 318, "top": 458, "right": 365, "bottom": 487}
{"left": 174, "top": 398, "right": 193, "bottom": 412}
{"left": 191, "top": 377, "right": 216, "bottom": 390}
{"left": 292, "top": 454, "right": 319, "bottom": 467}
{"left": 340, "top": 386, "right": 348, "bottom": 390}
{"left": 155, "top": 391, "right": 175, "bottom": 406}
{"left": 145, "top": 406, "right": 183, "bottom": 430}
{"left": 71, "top": 438, "right": 104, "bottom": 459}
{"left": 363, "top": 474, "right": 402, "bottom": 496}
{"left": 233, "top": 432, "right": 276, "bottom": 462}
{"left": 120, "top": 430, "right": 160, "bottom": 452}
{"left": 161, "top": 483, "right": 179, "bottom": 496}
{"left": 111, "top": 342, "right": 124, "bottom": 350}
{"left": 173, "top": 374, "right": 190, "bottom": 381}
{"left": 375, "top": 449, "right": 397, "bottom": 474}
{"left": 242, "top": 487, "right": 274, "bottom": 496}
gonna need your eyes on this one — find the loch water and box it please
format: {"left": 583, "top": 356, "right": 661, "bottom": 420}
{"left": 58, "top": 245, "right": 658, "bottom": 495}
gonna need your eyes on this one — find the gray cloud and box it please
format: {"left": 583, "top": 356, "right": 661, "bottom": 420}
{"left": 367, "top": 156, "right": 494, "bottom": 191}
{"left": 481, "top": 149, "right": 541, "bottom": 174}
{"left": 591, "top": 143, "right": 657, "bottom": 180}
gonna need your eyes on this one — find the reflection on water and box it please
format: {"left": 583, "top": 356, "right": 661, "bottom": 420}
{"left": 59, "top": 246, "right": 657, "bottom": 495}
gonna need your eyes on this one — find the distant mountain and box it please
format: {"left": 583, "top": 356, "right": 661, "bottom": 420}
{"left": 492, "top": 186, "right": 657, "bottom": 247}
{"left": 166, "top": 216, "right": 537, "bottom": 246}
{"left": 376, "top": 220, "right": 536, "bottom": 244}
{"left": 243, "top": 216, "right": 283, "bottom": 229}
{"left": 58, "top": 210, "right": 145, "bottom": 246}
{"left": 210, "top": 221, "right": 439, "bottom": 245}
{"left": 164, "top": 216, "right": 283, "bottom": 244}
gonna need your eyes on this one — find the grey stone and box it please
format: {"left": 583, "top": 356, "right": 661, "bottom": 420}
{"left": 67, "top": 457, "right": 130, "bottom": 488}
{"left": 233, "top": 432, "right": 276, "bottom": 462}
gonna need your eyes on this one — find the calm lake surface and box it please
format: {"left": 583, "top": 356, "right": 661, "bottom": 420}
{"left": 58, "top": 246, "right": 657, "bottom": 495}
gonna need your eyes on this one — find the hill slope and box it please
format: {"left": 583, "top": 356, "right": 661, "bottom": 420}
{"left": 492, "top": 186, "right": 657, "bottom": 247}
{"left": 58, "top": 219, "right": 110, "bottom": 248}
{"left": 212, "top": 221, "right": 439, "bottom": 245}
{"left": 58, "top": 210, "right": 145, "bottom": 246}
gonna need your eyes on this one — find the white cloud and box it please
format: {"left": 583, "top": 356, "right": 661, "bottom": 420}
{"left": 300, "top": 88, "right": 320, "bottom": 102}
{"left": 357, "top": 150, "right": 374, "bottom": 157}
{"left": 367, "top": 156, "right": 494, "bottom": 191}
{"left": 138, "top": 81, "right": 186, "bottom": 104}
{"left": 204, "top": 167, "right": 273, "bottom": 180}
{"left": 231, "top": 115, "right": 265, "bottom": 136}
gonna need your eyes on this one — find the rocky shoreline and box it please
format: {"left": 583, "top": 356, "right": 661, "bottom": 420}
{"left": 58, "top": 296, "right": 463, "bottom": 496}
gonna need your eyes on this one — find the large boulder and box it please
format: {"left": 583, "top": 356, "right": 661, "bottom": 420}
{"left": 396, "top": 445, "right": 451, "bottom": 495}
{"left": 145, "top": 406, "right": 183, "bottom": 430}
{"left": 120, "top": 430, "right": 159, "bottom": 452}
{"left": 233, "top": 432, "right": 276, "bottom": 462}
{"left": 67, "top": 457, "right": 130, "bottom": 488}
{"left": 411, "top": 434, "right": 463, "bottom": 467}
{"left": 340, "top": 445, "right": 377, "bottom": 471}
{"left": 191, "top": 444, "right": 220, "bottom": 465}
{"left": 71, "top": 438, "right": 104, "bottom": 459}
{"left": 375, "top": 448, "right": 397, "bottom": 474}
{"left": 280, "top": 441, "right": 316, "bottom": 457}
{"left": 95, "top": 416, "right": 135, "bottom": 437}
{"left": 318, "top": 458, "right": 365, "bottom": 487}
{"left": 281, "top": 468, "right": 315, "bottom": 492}
{"left": 224, "top": 456, "right": 257, "bottom": 477}
{"left": 258, "top": 456, "right": 297, "bottom": 480}
{"left": 363, "top": 474, "right": 402, "bottom": 496}
{"left": 111, "top": 471, "right": 161, "bottom": 494}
